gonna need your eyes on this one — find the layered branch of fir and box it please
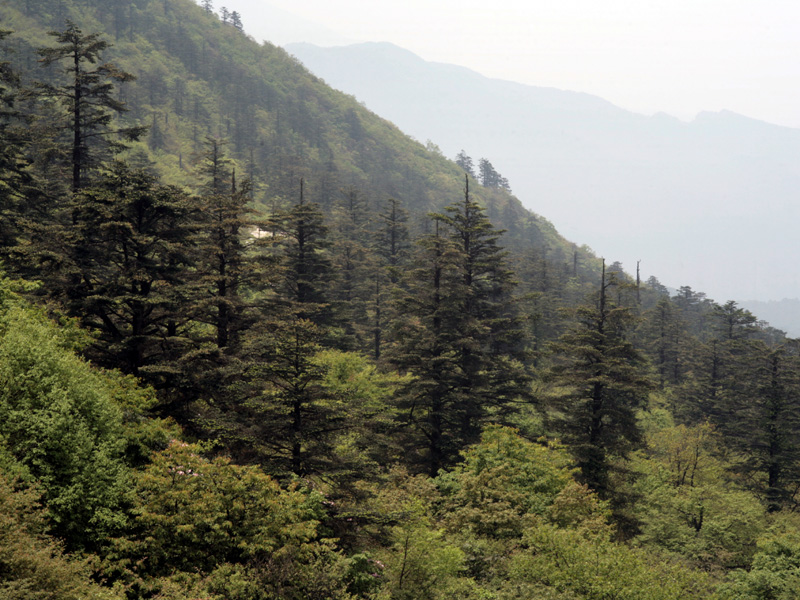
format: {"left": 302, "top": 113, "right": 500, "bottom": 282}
{"left": 0, "top": 29, "right": 33, "bottom": 248}
{"left": 548, "top": 261, "right": 652, "bottom": 500}
{"left": 391, "top": 179, "right": 531, "bottom": 476}
{"left": 34, "top": 21, "right": 146, "bottom": 192}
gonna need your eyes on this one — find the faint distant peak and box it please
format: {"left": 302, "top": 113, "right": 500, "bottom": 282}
{"left": 287, "top": 41, "right": 434, "bottom": 69}
{"left": 693, "top": 109, "right": 799, "bottom": 131}
{"left": 649, "top": 111, "right": 688, "bottom": 124}
{"left": 239, "top": 3, "right": 354, "bottom": 47}
{"left": 286, "top": 41, "right": 626, "bottom": 115}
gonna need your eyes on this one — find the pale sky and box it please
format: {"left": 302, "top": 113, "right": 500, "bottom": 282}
{"left": 220, "top": 0, "right": 800, "bottom": 128}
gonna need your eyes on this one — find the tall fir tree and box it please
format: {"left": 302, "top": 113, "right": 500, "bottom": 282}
{"left": 548, "top": 261, "right": 652, "bottom": 502}
{"left": 192, "top": 137, "right": 267, "bottom": 351}
{"left": 640, "top": 296, "right": 686, "bottom": 389}
{"left": 436, "top": 177, "right": 531, "bottom": 443}
{"left": 31, "top": 163, "right": 198, "bottom": 381}
{"left": 390, "top": 179, "right": 531, "bottom": 475}
{"left": 34, "top": 21, "right": 145, "bottom": 192}
{"left": 390, "top": 219, "right": 466, "bottom": 475}
{"left": 0, "top": 29, "right": 32, "bottom": 251}
{"left": 271, "top": 179, "right": 335, "bottom": 329}
{"left": 738, "top": 345, "right": 800, "bottom": 511}
{"left": 237, "top": 316, "right": 346, "bottom": 477}
{"left": 329, "top": 187, "right": 373, "bottom": 351}
{"left": 212, "top": 179, "right": 345, "bottom": 475}
{"left": 370, "top": 197, "right": 410, "bottom": 359}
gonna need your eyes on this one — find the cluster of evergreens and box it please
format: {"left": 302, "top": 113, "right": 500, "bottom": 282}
{"left": 2, "top": 0, "right": 800, "bottom": 598}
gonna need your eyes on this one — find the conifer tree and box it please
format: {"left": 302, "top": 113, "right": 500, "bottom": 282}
{"left": 391, "top": 180, "right": 530, "bottom": 474}
{"left": 738, "top": 345, "right": 800, "bottom": 511}
{"left": 548, "top": 261, "right": 651, "bottom": 500}
{"left": 272, "top": 179, "right": 335, "bottom": 328}
{"left": 455, "top": 149, "right": 475, "bottom": 178}
{"left": 366, "top": 198, "right": 411, "bottom": 359}
{"left": 230, "top": 11, "right": 243, "bottom": 31}
{"left": 214, "top": 180, "right": 343, "bottom": 475}
{"left": 436, "top": 177, "right": 531, "bottom": 442}
{"left": 238, "top": 316, "right": 346, "bottom": 476}
{"left": 0, "top": 29, "right": 32, "bottom": 250}
{"left": 34, "top": 21, "right": 146, "bottom": 192}
{"left": 391, "top": 220, "right": 465, "bottom": 475}
{"left": 678, "top": 300, "right": 759, "bottom": 425}
{"left": 329, "top": 187, "right": 373, "bottom": 350}
{"left": 193, "top": 138, "right": 267, "bottom": 350}
{"left": 375, "top": 197, "right": 410, "bottom": 283}
{"left": 34, "top": 163, "right": 198, "bottom": 379}
{"left": 640, "top": 296, "right": 685, "bottom": 388}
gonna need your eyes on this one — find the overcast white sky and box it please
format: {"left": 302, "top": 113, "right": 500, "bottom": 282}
{"left": 219, "top": 0, "right": 800, "bottom": 128}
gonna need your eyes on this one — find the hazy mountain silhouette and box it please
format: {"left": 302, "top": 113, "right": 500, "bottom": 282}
{"left": 287, "top": 41, "right": 800, "bottom": 311}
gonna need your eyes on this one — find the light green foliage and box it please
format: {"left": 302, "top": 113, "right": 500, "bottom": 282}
{"left": 437, "top": 425, "right": 596, "bottom": 539}
{"left": 314, "top": 349, "right": 409, "bottom": 468}
{"left": 120, "top": 440, "right": 319, "bottom": 573}
{"left": 381, "top": 525, "right": 471, "bottom": 600}
{"left": 632, "top": 418, "right": 764, "bottom": 569}
{"left": 0, "top": 277, "right": 134, "bottom": 550}
{"left": 363, "top": 468, "right": 478, "bottom": 600}
{"left": 720, "top": 513, "right": 800, "bottom": 599}
{"left": 508, "top": 522, "right": 716, "bottom": 600}
{"left": 315, "top": 348, "right": 402, "bottom": 416}
{"left": 0, "top": 473, "right": 122, "bottom": 599}
{"left": 116, "top": 440, "right": 353, "bottom": 599}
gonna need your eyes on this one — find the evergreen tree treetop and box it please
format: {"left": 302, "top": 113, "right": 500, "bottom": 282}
{"left": 548, "top": 261, "right": 652, "bottom": 505}
{"left": 34, "top": 20, "right": 146, "bottom": 191}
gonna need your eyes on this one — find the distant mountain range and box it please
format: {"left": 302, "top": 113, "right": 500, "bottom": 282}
{"left": 286, "top": 41, "right": 800, "bottom": 311}
{"left": 740, "top": 299, "right": 800, "bottom": 338}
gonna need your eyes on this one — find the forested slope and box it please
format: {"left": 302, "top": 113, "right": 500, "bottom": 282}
{"left": 1, "top": 0, "right": 582, "bottom": 262}
{"left": 1, "top": 1, "right": 800, "bottom": 599}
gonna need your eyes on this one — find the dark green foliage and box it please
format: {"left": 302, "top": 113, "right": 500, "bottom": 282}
{"left": 272, "top": 180, "right": 336, "bottom": 328}
{"left": 34, "top": 21, "right": 145, "bottom": 191}
{"left": 238, "top": 317, "right": 347, "bottom": 477}
{"left": 391, "top": 184, "right": 530, "bottom": 475}
{"left": 374, "top": 197, "right": 411, "bottom": 279}
{"left": 640, "top": 296, "right": 686, "bottom": 388}
{"left": 29, "top": 163, "right": 198, "bottom": 379}
{"left": 548, "top": 263, "right": 652, "bottom": 500}
{"left": 329, "top": 187, "right": 374, "bottom": 351}
{"left": 192, "top": 137, "right": 267, "bottom": 351}
{"left": 477, "top": 157, "right": 509, "bottom": 190}
{"left": 391, "top": 220, "right": 467, "bottom": 475}
{"left": 454, "top": 150, "right": 474, "bottom": 178}
{"left": 436, "top": 178, "right": 531, "bottom": 441}
{"left": 0, "top": 29, "right": 37, "bottom": 252}
{"left": 371, "top": 198, "right": 411, "bottom": 358}
{"left": 713, "top": 300, "right": 758, "bottom": 341}
{"left": 715, "top": 344, "right": 800, "bottom": 512}
{"left": 746, "top": 347, "right": 800, "bottom": 511}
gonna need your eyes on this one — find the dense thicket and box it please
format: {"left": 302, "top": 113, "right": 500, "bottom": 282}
{"left": 1, "top": 1, "right": 799, "bottom": 598}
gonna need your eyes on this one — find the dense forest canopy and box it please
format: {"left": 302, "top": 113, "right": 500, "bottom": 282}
{"left": 1, "top": 0, "right": 799, "bottom": 598}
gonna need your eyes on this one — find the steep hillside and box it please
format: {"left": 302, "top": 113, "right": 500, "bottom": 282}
{"left": 0, "top": 0, "right": 594, "bottom": 271}
{"left": 287, "top": 41, "right": 800, "bottom": 303}
{"left": 5, "top": 4, "right": 800, "bottom": 599}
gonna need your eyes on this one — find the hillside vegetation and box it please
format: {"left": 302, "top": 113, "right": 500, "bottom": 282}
{"left": 1, "top": 1, "right": 800, "bottom": 599}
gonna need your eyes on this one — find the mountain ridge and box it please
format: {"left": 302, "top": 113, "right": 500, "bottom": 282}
{"left": 287, "top": 40, "right": 800, "bottom": 306}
